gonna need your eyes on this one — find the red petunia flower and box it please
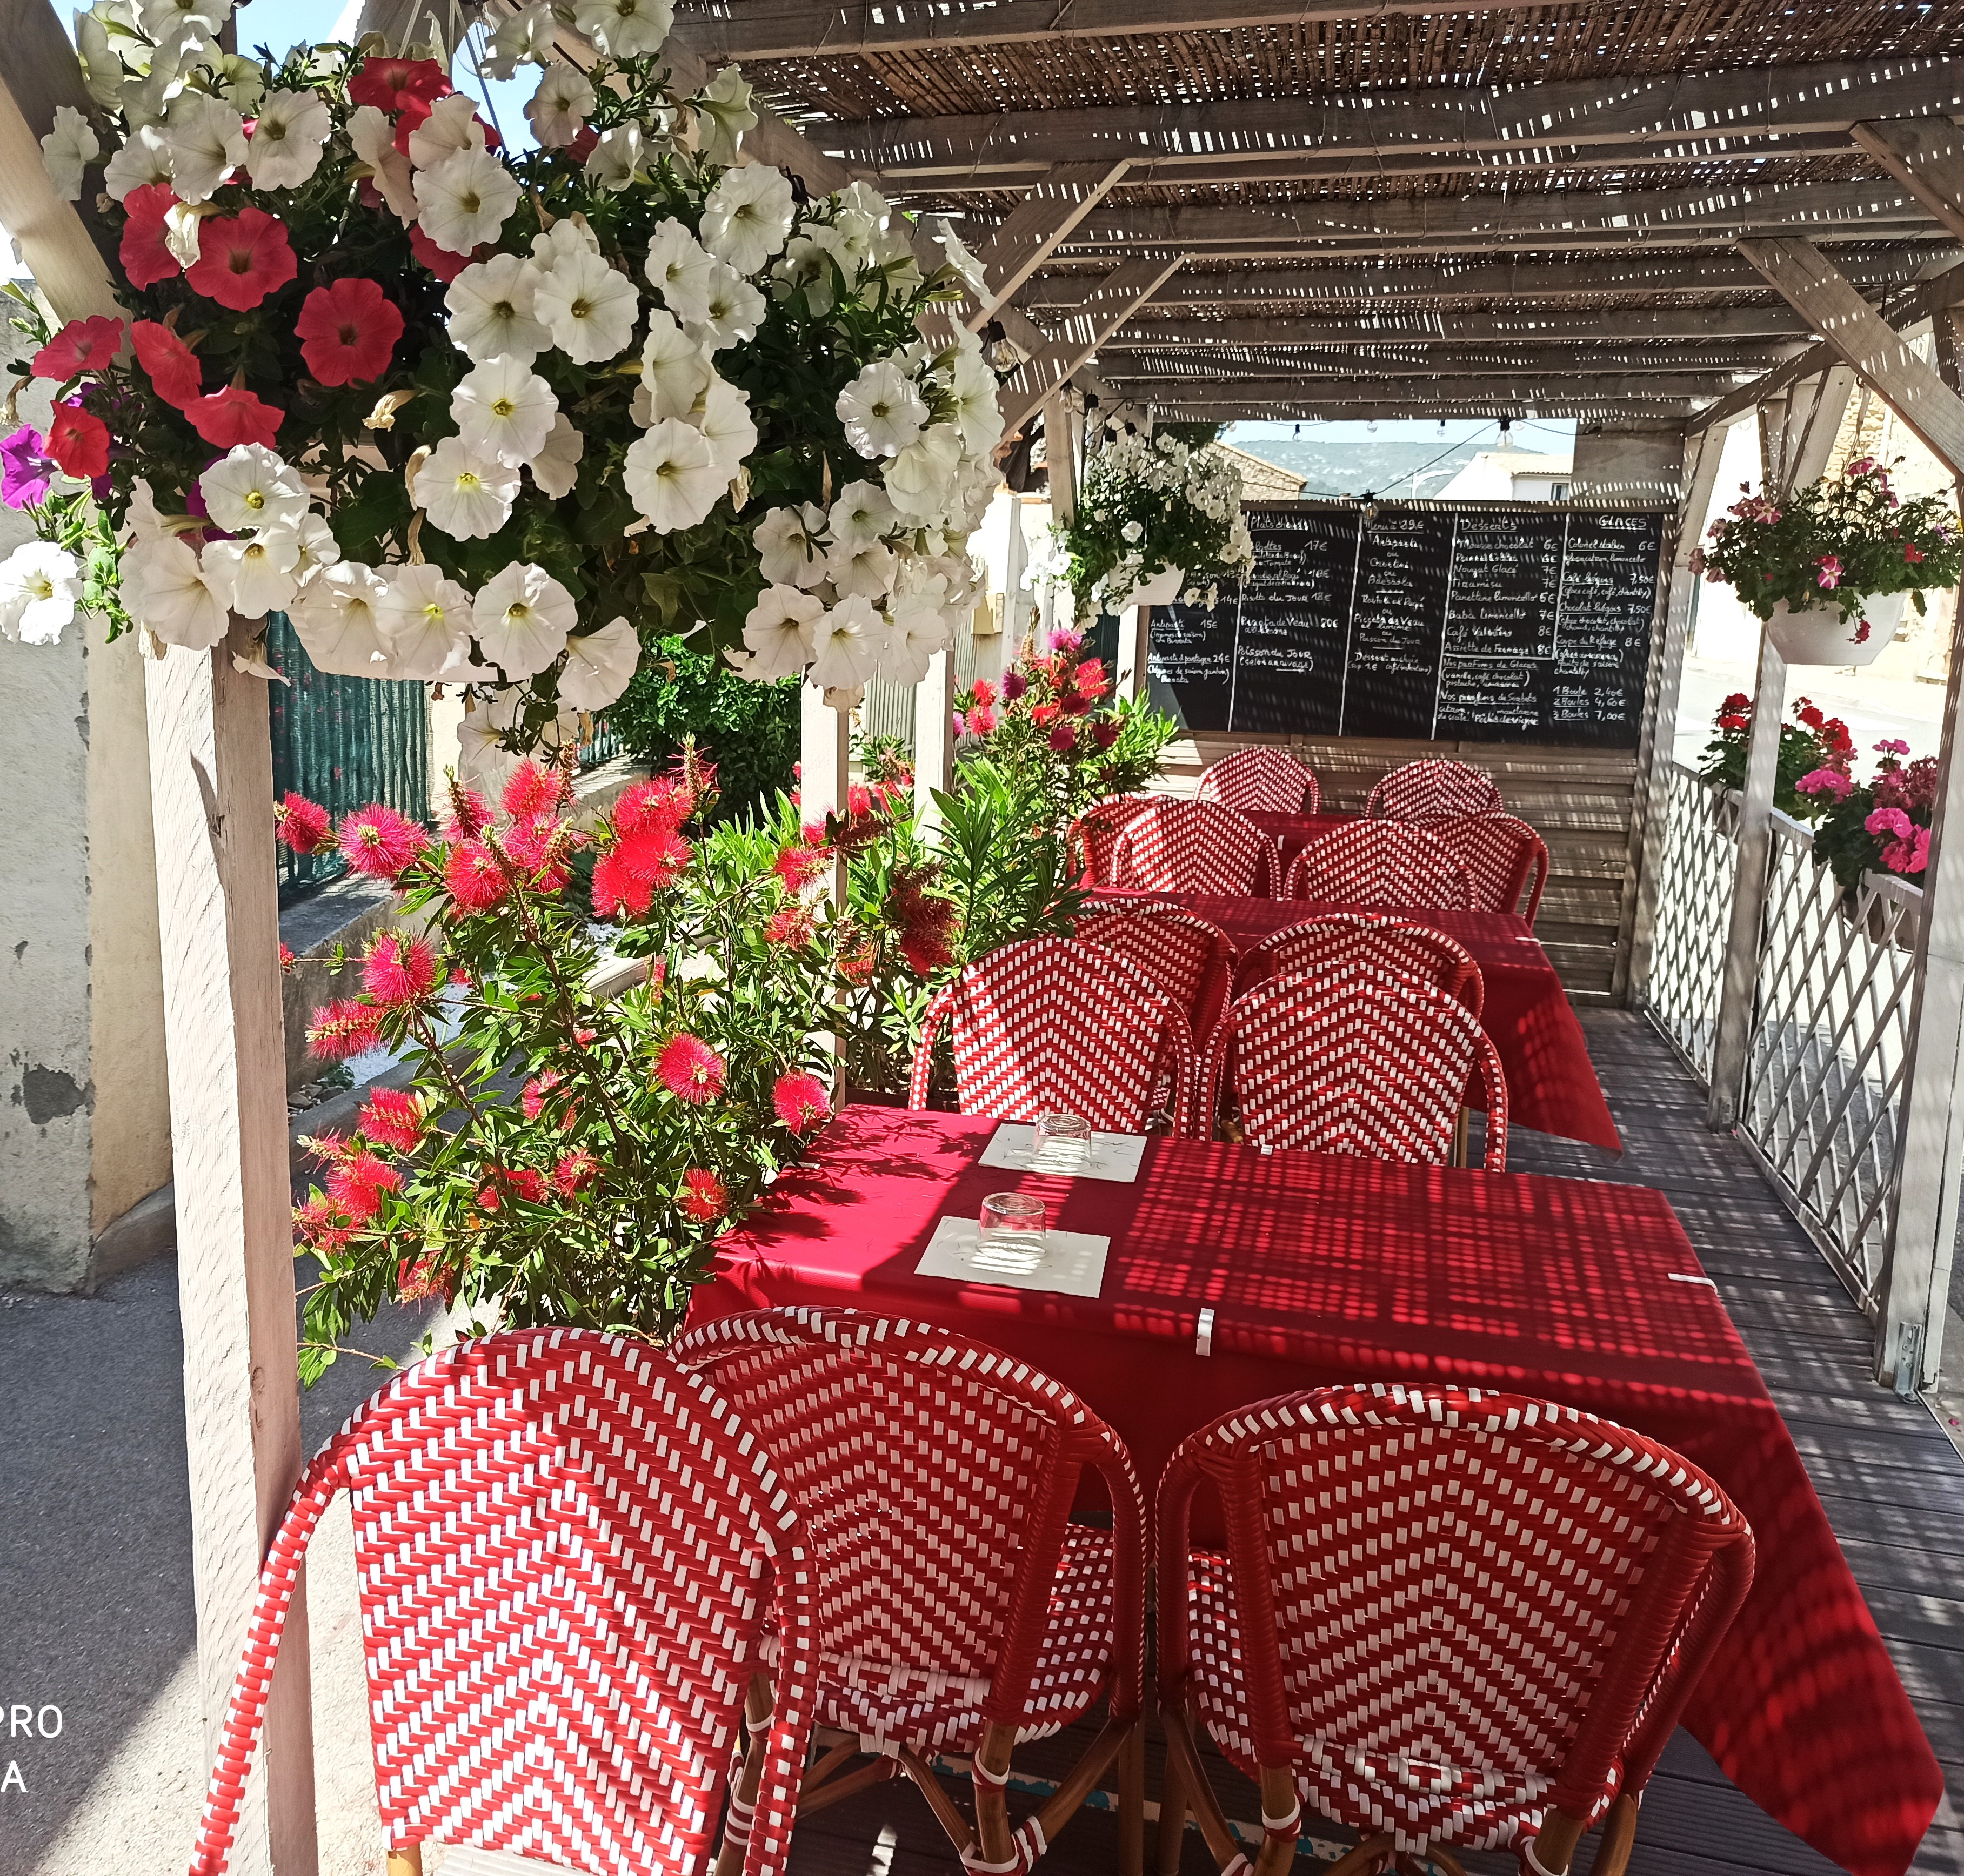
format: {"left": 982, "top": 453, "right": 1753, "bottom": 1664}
{"left": 131, "top": 320, "right": 203, "bottom": 409}
{"left": 679, "top": 1168, "right": 728, "bottom": 1222}
{"left": 339, "top": 805, "right": 426, "bottom": 882}
{"left": 445, "top": 839, "right": 509, "bottom": 912}
{"left": 349, "top": 56, "right": 452, "bottom": 111}
{"left": 45, "top": 400, "right": 110, "bottom": 479}
{"left": 306, "top": 997, "right": 384, "bottom": 1061}
{"left": 363, "top": 930, "right": 438, "bottom": 1006}
{"left": 274, "top": 792, "right": 332, "bottom": 854}
{"left": 503, "top": 761, "right": 569, "bottom": 821}
{"left": 119, "top": 184, "right": 182, "bottom": 289}
{"left": 32, "top": 316, "right": 124, "bottom": 383}
{"left": 773, "top": 1073, "right": 831, "bottom": 1134}
{"left": 296, "top": 277, "right": 404, "bottom": 388}
{"left": 408, "top": 223, "right": 486, "bottom": 282}
{"left": 186, "top": 207, "right": 297, "bottom": 311}
{"left": 185, "top": 383, "right": 284, "bottom": 449}
{"left": 358, "top": 1086, "right": 425, "bottom": 1153}
{"left": 658, "top": 1033, "right": 726, "bottom": 1104}
{"left": 554, "top": 1149, "right": 600, "bottom": 1196}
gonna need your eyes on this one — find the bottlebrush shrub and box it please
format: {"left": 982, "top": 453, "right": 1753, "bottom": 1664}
{"left": 1044, "top": 430, "right": 1253, "bottom": 618}
{"left": 1693, "top": 458, "right": 1963, "bottom": 631}
{"left": 1698, "top": 691, "right": 1855, "bottom": 821}
{"left": 4, "top": 5, "right": 1001, "bottom": 774}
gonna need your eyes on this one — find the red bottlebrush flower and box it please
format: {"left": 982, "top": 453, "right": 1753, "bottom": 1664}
{"left": 408, "top": 224, "right": 487, "bottom": 282}
{"left": 592, "top": 827, "right": 692, "bottom": 917}
{"left": 900, "top": 929, "right": 954, "bottom": 975}
{"left": 773, "top": 1072, "right": 831, "bottom": 1134}
{"left": 503, "top": 760, "right": 569, "bottom": 821}
{"left": 32, "top": 316, "right": 124, "bottom": 383}
{"left": 772, "top": 843, "right": 830, "bottom": 893}
{"left": 185, "top": 384, "right": 284, "bottom": 450}
{"left": 186, "top": 206, "right": 297, "bottom": 311}
{"left": 968, "top": 704, "right": 997, "bottom": 735}
{"left": 131, "top": 319, "right": 202, "bottom": 409}
{"left": 1092, "top": 719, "right": 1122, "bottom": 751}
{"left": 292, "top": 1196, "right": 352, "bottom": 1255}
{"left": 358, "top": 1086, "right": 425, "bottom": 1152}
{"left": 969, "top": 676, "right": 997, "bottom": 706}
{"left": 363, "top": 930, "right": 438, "bottom": 1007}
{"left": 296, "top": 278, "right": 404, "bottom": 388}
{"left": 838, "top": 941, "right": 876, "bottom": 985}
{"left": 658, "top": 1033, "right": 726, "bottom": 1104}
{"left": 1047, "top": 721, "right": 1078, "bottom": 754}
{"left": 327, "top": 1146, "right": 400, "bottom": 1224}
{"left": 1028, "top": 702, "right": 1060, "bottom": 727}
{"left": 45, "top": 401, "right": 110, "bottom": 479}
{"left": 348, "top": 55, "right": 452, "bottom": 110}
{"left": 554, "top": 1148, "right": 600, "bottom": 1195}
{"left": 119, "top": 184, "right": 182, "bottom": 289}
{"left": 1075, "top": 658, "right": 1108, "bottom": 698}
{"left": 279, "top": 943, "right": 297, "bottom": 973}
{"left": 445, "top": 839, "right": 509, "bottom": 912}
{"left": 509, "top": 1167, "right": 549, "bottom": 1202}
{"left": 847, "top": 783, "right": 873, "bottom": 818}
{"left": 304, "top": 1128, "right": 352, "bottom": 1169}
{"left": 503, "top": 814, "right": 580, "bottom": 888}
{"left": 274, "top": 792, "right": 332, "bottom": 854}
{"left": 1000, "top": 669, "right": 1027, "bottom": 701}
{"left": 765, "top": 903, "right": 818, "bottom": 948}
{"left": 613, "top": 774, "right": 693, "bottom": 835}
{"left": 679, "top": 1167, "right": 728, "bottom": 1222}
{"left": 443, "top": 786, "right": 493, "bottom": 841}
{"left": 521, "top": 1070, "right": 563, "bottom": 1120}
{"left": 397, "top": 1252, "right": 453, "bottom": 1302}
{"left": 306, "top": 997, "right": 384, "bottom": 1061}
{"left": 339, "top": 805, "right": 425, "bottom": 882}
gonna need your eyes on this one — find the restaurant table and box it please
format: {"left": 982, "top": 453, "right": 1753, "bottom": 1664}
{"left": 1088, "top": 888, "right": 1621, "bottom": 1152}
{"left": 689, "top": 1105, "right": 1943, "bottom": 1876}
{"left": 1244, "top": 808, "right": 1356, "bottom": 876}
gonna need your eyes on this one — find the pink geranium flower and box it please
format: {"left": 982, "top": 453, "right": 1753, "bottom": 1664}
{"left": 658, "top": 1034, "right": 726, "bottom": 1104}
{"left": 1866, "top": 805, "right": 1914, "bottom": 840}
{"left": 1794, "top": 767, "right": 1854, "bottom": 802}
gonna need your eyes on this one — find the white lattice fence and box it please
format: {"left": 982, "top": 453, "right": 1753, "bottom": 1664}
{"left": 1643, "top": 762, "right": 1739, "bottom": 1081}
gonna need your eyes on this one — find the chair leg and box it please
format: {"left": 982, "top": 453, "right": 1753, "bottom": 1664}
{"left": 1154, "top": 1731, "right": 1188, "bottom": 1876}
{"left": 714, "top": 1674, "right": 775, "bottom": 1876}
{"left": 386, "top": 1849, "right": 423, "bottom": 1876}
{"left": 1159, "top": 1703, "right": 1251, "bottom": 1874}
{"left": 1119, "top": 1720, "right": 1146, "bottom": 1876}
{"left": 1322, "top": 1833, "right": 1394, "bottom": 1876}
{"left": 972, "top": 1720, "right": 1019, "bottom": 1871}
{"left": 1590, "top": 1794, "right": 1640, "bottom": 1876}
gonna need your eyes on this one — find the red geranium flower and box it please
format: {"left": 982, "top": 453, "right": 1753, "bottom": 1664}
{"left": 274, "top": 792, "right": 332, "bottom": 854}
{"left": 348, "top": 56, "right": 452, "bottom": 111}
{"left": 296, "top": 277, "right": 404, "bottom": 387}
{"left": 679, "top": 1168, "right": 728, "bottom": 1222}
{"left": 358, "top": 1087, "right": 425, "bottom": 1153}
{"left": 119, "top": 183, "right": 181, "bottom": 288}
{"left": 44, "top": 400, "right": 110, "bottom": 479}
{"left": 306, "top": 998, "right": 384, "bottom": 1061}
{"left": 363, "top": 931, "right": 438, "bottom": 1007}
{"left": 773, "top": 1073, "right": 831, "bottom": 1134}
{"left": 185, "top": 384, "right": 284, "bottom": 449}
{"left": 186, "top": 206, "right": 297, "bottom": 311}
{"left": 408, "top": 223, "right": 486, "bottom": 282}
{"left": 130, "top": 320, "right": 203, "bottom": 409}
{"left": 445, "top": 839, "right": 509, "bottom": 912}
{"left": 658, "top": 1033, "right": 726, "bottom": 1104}
{"left": 32, "top": 316, "right": 124, "bottom": 383}
{"left": 339, "top": 805, "right": 425, "bottom": 882}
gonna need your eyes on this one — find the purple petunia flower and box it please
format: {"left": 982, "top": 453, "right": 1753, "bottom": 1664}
{"left": 1, "top": 424, "right": 58, "bottom": 508}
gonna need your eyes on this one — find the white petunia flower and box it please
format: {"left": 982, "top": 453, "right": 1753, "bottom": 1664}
{"left": 452, "top": 354, "right": 558, "bottom": 466}
{"left": 880, "top": 578, "right": 953, "bottom": 686}
{"left": 827, "top": 538, "right": 896, "bottom": 603}
{"left": 41, "top": 107, "right": 99, "bottom": 202}
{"left": 644, "top": 219, "right": 715, "bottom": 324}
{"left": 163, "top": 200, "right": 204, "bottom": 269}
{"left": 202, "top": 529, "right": 300, "bottom": 619}
{"left": 244, "top": 88, "right": 330, "bottom": 189}
{"left": 291, "top": 561, "right": 390, "bottom": 675}
{"left": 884, "top": 422, "right": 964, "bottom": 520}
{"left": 375, "top": 562, "right": 472, "bottom": 680}
{"left": 836, "top": 359, "right": 926, "bottom": 460}
{"left": 693, "top": 65, "right": 756, "bottom": 165}
{"left": 74, "top": 11, "right": 126, "bottom": 109}
{"left": 530, "top": 215, "right": 599, "bottom": 269}
{"left": 529, "top": 412, "right": 585, "bottom": 498}
{"left": 754, "top": 505, "right": 829, "bottom": 589}
{"left": 291, "top": 512, "right": 341, "bottom": 586}
{"left": 482, "top": 0, "right": 557, "bottom": 76}
{"left": 414, "top": 145, "right": 519, "bottom": 256}
{"left": 446, "top": 253, "right": 550, "bottom": 363}
{"left": 121, "top": 478, "right": 174, "bottom": 548}
{"left": 0, "top": 542, "right": 82, "bottom": 644}
{"left": 413, "top": 437, "right": 520, "bottom": 540}
{"left": 700, "top": 163, "right": 794, "bottom": 274}
{"left": 771, "top": 236, "right": 834, "bottom": 316}
{"left": 558, "top": 614, "right": 640, "bottom": 709}
{"left": 741, "top": 584, "right": 821, "bottom": 680}
{"left": 808, "top": 593, "right": 884, "bottom": 692}
{"left": 687, "top": 260, "right": 765, "bottom": 351}
{"left": 623, "top": 418, "right": 725, "bottom": 533}
{"left": 571, "top": 0, "right": 673, "bottom": 57}
{"left": 640, "top": 310, "right": 712, "bottom": 420}
{"left": 524, "top": 61, "right": 596, "bottom": 148}
{"left": 948, "top": 350, "right": 1005, "bottom": 454}
{"left": 471, "top": 561, "right": 576, "bottom": 678}
{"left": 533, "top": 247, "right": 639, "bottom": 364}
{"left": 584, "top": 122, "right": 644, "bottom": 192}
{"left": 829, "top": 480, "right": 897, "bottom": 551}
{"left": 121, "top": 535, "right": 229, "bottom": 650}
{"left": 932, "top": 216, "right": 990, "bottom": 298}
{"left": 691, "top": 373, "right": 757, "bottom": 479}
{"left": 198, "top": 444, "right": 308, "bottom": 536}
{"left": 407, "top": 93, "right": 487, "bottom": 171}
{"left": 161, "top": 92, "right": 246, "bottom": 203}
{"left": 104, "top": 124, "right": 173, "bottom": 201}
{"left": 205, "top": 50, "right": 266, "bottom": 116}
{"left": 349, "top": 106, "right": 418, "bottom": 222}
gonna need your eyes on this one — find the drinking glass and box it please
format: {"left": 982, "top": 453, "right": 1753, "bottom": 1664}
{"left": 1031, "top": 1110, "right": 1094, "bottom": 1174}
{"left": 976, "top": 1191, "right": 1048, "bottom": 1272}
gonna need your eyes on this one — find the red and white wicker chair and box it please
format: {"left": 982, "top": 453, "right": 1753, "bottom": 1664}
{"left": 1424, "top": 812, "right": 1551, "bottom": 924}
{"left": 911, "top": 934, "right": 1196, "bottom": 1134}
{"left": 1234, "top": 912, "right": 1484, "bottom": 1018}
{"left": 1077, "top": 900, "right": 1239, "bottom": 1055}
{"left": 1198, "top": 969, "right": 1507, "bottom": 1166}
{"left": 1108, "top": 798, "right": 1278, "bottom": 896}
{"left": 185, "top": 1329, "right": 818, "bottom": 1876}
{"left": 1366, "top": 758, "right": 1506, "bottom": 822}
{"left": 1068, "top": 794, "right": 1152, "bottom": 886}
{"left": 672, "top": 1307, "right": 1147, "bottom": 1876}
{"left": 1281, "top": 821, "right": 1475, "bottom": 912}
{"left": 1196, "top": 747, "right": 1321, "bottom": 815}
{"left": 1155, "top": 1383, "right": 1754, "bottom": 1876}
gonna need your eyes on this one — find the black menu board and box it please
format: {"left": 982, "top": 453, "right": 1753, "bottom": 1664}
{"left": 1148, "top": 502, "right": 1665, "bottom": 748}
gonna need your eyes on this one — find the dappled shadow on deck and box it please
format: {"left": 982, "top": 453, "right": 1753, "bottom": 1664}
{"left": 785, "top": 1013, "right": 1963, "bottom": 1876}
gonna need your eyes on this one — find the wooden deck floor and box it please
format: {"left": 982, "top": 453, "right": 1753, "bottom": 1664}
{"left": 783, "top": 1011, "right": 1964, "bottom": 1876}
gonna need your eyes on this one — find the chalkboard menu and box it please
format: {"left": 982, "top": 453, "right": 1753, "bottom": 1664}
{"left": 1149, "top": 502, "right": 1665, "bottom": 749}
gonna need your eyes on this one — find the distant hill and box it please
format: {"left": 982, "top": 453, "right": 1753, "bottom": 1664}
{"left": 1224, "top": 433, "right": 1493, "bottom": 500}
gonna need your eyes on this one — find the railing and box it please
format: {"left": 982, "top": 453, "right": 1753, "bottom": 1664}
{"left": 577, "top": 714, "right": 620, "bottom": 769}
{"left": 1642, "top": 762, "right": 1740, "bottom": 1083}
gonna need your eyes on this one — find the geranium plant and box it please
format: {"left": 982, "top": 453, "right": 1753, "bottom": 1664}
{"left": 1807, "top": 738, "right": 1939, "bottom": 893}
{"left": 1698, "top": 691, "right": 1855, "bottom": 820}
{"left": 3, "top": 1, "right": 1001, "bottom": 777}
{"left": 1693, "top": 458, "right": 1963, "bottom": 639}
{"left": 1047, "top": 430, "right": 1252, "bottom": 618}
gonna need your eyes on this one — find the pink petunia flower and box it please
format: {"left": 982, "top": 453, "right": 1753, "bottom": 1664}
{"left": 1815, "top": 554, "right": 1843, "bottom": 591}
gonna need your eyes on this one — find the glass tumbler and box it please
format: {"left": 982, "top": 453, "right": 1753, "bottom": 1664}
{"left": 976, "top": 1191, "right": 1048, "bottom": 1272}
{"left": 1031, "top": 1110, "right": 1094, "bottom": 1174}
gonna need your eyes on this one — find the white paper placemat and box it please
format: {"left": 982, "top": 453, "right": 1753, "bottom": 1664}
{"left": 977, "top": 1123, "right": 1147, "bottom": 1183}
{"left": 915, "top": 1215, "right": 1111, "bottom": 1297}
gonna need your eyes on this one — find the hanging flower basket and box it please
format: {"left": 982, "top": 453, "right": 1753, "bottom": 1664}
{"left": 1114, "top": 564, "right": 1185, "bottom": 611}
{"left": 1767, "top": 590, "right": 1908, "bottom": 667}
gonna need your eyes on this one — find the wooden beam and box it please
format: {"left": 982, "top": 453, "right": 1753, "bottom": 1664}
{"left": 1106, "top": 308, "right": 1814, "bottom": 345}
{"left": 1739, "top": 236, "right": 1964, "bottom": 476}
{"left": 960, "top": 160, "right": 1132, "bottom": 329}
{"left": 1104, "top": 371, "right": 1736, "bottom": 402}
{"left": 826, "top": 58, "right": 1964, "bottom": 174}
{"left": 999, "top": 253, "right": 1188, "bottom": 435}
{"left": 1851, "top": 115, "right": 1964, "bottom": 245}
{"left": 1135, "top": 397, "right": 1703, "bottom": 423}
{"left": 1112, "top": 342, "right": 1796, "bottom": 374}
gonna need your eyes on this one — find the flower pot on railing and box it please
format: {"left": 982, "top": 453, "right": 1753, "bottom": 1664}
{"left": 1767, "top": 591, "right": 1909, "bottom": 667}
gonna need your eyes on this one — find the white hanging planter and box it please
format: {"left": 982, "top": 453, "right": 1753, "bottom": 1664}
{"left": 1766, "top": 589, "right": 1910, "bottom": 667}
{"left": 1112, "top": 564, "right": 1186, "bottom": 612}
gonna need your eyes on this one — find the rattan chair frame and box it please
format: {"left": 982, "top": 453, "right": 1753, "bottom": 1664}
{"left": 1365, "top": 758, "right": 1507, "bottom": 822}
{"left": 1424, "top": 813, "right": 1552, "bottom": 925}
{"left": 1069, "top": 795, "right": 1153, "bottom": 887}
{"left": 1196, "top": 748, "right": 1321, "bottom": 815}
{"left": 1077, "top": 900, "right": 1239, "bottom": 1058}
{"left": 1108, "top": 799, "right": 1279, "bottom": 897}
{"left": 1233, "top": 912, "right": 1484, "bottom": 1020}
{"left": 1281, "top": 821, "right": 1476, "bottom": 911}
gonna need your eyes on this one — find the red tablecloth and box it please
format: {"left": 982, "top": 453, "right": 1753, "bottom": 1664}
{"left": 1090, "top": 889, "right": 1621, "bottom": 1152}
{"left": 690, "top": 1106, "right": 1942, "bottom": 1876}
{"left": 1245, "top": 809, "right": 1357, "bottom": 872}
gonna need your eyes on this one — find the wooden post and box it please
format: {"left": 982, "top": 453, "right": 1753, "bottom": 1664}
{"left": 913, "top": 648, "right": 954, "bottom": 835}
{"left": 147, "top": 626, "right": 317, "bottom": 1875}
{"left": 799, "top": 675, "right": 851, "bottom": 879}
{"left": 1117, "top": 605, "right": 1151, "bottom": 705}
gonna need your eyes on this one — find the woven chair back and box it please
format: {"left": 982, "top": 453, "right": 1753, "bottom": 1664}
{"left": 1366, "top": 756, "right": 1507, "bottom": 821}
{"left": 1196, "top": 747, "right": 1320, "bottom": 814}
{"left": 1235, "top": 911, "right": 1484, "bottom": 1019}
{"left": 1077, "top": 902, "right": 1238, "bottom": 1053}
{"left": 1425, "top": 812, "right": 1552, "bottom": 924}
{"left": 1200, "top": 968, "right": 1507, "bottom": 1166}
{"left": 1158, "top": 1383, "right": 1754, "bottom": 1857}
{"left": 188, "top": 1330, "right": 817, "bottom": 1876}
{"left": 1068, "top": 795, "right": 1150, "bottom": 886}
{"left": 1282, "top": 819, "right": 1475, "bottom": 910}
{"left": 911, "top": 935, "right": 1195, "bottom": 1134}
{"left": 1108, "top": 798, "right": 1276, "bottom": 896}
